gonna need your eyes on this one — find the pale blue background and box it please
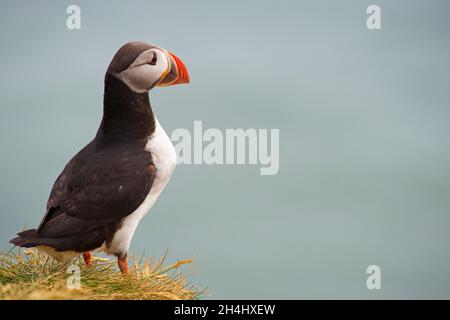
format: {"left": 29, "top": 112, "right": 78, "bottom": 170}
{"left": 1, "top": 1, "right": 450, "bottom": 299}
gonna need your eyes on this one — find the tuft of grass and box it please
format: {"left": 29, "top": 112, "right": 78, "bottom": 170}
{"left": 0, "top": 248, "right": 204, "bottom": 300}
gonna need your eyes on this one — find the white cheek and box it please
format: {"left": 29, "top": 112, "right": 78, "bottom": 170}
{"left": 118, "top": 49, "right": 169, "bottom": 93}
{"left": 119, "top": 65, "right": 160, "bottom": 93}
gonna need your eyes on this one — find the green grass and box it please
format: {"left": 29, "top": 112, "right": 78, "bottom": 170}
{"left": 0, "top": 248, "right": 204, "bottom": 300}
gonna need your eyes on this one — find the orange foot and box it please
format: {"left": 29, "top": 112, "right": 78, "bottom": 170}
{"left": 82, "top": 252, "right": 92, "bottom": 267}
{"left": 118, "top": 256, "right": 129, "bottom": 274}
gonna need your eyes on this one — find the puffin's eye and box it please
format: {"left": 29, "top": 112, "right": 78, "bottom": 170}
{"left": 148, "top": 52, "right": 157, "bottom": 66}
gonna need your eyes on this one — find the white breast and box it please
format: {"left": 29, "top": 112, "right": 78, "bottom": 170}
{"left": 105, "top": 118, "right": 176, "bottom": 256}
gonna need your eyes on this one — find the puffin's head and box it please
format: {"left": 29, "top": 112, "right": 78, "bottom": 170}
{"left": 106, "top": 41, "right": 190, "bottom": 93}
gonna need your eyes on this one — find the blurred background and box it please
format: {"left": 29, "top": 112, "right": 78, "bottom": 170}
{"left": 1, "top": 0, "right": 450, "bottom": 299}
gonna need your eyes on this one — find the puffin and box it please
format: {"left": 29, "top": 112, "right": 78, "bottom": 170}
{"left": 10, "top": 41, "right": 189, "bottom": 274}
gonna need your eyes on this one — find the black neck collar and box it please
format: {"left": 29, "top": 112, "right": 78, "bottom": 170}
{"left": 96, "top": 73, "right": 156, "bottom": 145}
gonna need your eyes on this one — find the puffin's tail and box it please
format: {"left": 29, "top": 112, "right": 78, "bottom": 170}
{"left": 9, "top": 229, "right": 41, "bottom": 248}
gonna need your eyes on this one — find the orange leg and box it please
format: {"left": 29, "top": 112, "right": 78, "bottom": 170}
{"left": 82, "top": 252, "right": 92, "bottom": 267}
{"left": 118, "top": 256, "right": 129, "bottom": 274}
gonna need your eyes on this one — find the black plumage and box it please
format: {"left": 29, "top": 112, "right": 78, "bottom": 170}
{"left": 10, "top": 43, "right": 159, "bottom": 257}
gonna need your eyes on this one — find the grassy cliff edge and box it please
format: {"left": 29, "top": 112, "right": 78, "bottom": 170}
{"left": 0, "top": 249, "right": 203, "bottom": 300}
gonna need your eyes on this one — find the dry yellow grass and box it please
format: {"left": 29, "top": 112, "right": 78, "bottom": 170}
{"left": 0, "top": 248, "right": 203, "bottom": 300}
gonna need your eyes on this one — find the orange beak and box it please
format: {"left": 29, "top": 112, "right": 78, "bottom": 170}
{"left": 158, "top": 51, "right": 190, "bottom": 86}
{"left": 168, "top": 51, "right": 190, "bottom": 84}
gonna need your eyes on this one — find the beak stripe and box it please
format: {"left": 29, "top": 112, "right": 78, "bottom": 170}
{"left": 168, "top": 51, "right": 190, "bottom": 84}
